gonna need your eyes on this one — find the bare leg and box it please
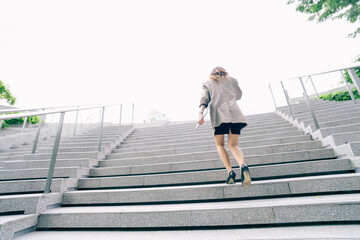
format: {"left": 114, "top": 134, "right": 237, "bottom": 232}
{"left": 214, "top": 134, "right": 232, "bottom": 173}
{"left": 227, "top": 130, "right": 245, "bottom": 167}
{"left": 228, "top": 129, "right": 251, "bottom": 187}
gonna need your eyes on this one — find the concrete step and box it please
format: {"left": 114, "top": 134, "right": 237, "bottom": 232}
{"left": 119, "top": 130, "right": 306, "bottom": 149}
{"left": 280, "top": 100, "right": 358, "bottom": 114}
{"left": 65, "top": 135, "right": 124, "bottom": 141}
{"left": 65, "top": 173, "right": 360, "bottom": 205}
{"left": 304, "top": 116, "right": 360, "bottom": 134}
{"left": 37, "top": 141, "right": 116, "bottom": 149}
{"left": 0, "top": 151, "right": 30, "bottom": 158}
{"left": 107, "top": 140, "right": 323, "bottom": 160}
{"left": 124, "top": 126, "right": 298, "bottom": 144}
{"left": 312, "top": 123, "right": 360, "bottom": 139}
{"left": 92, "top": 157, "right": 350, "bottom": 178}
{"left": 277, "top": 99, "right": 336, "bottom": 109}
{"left": 0, "top": 167, "right": 89, "bottom": 181}
{"left": 349, "top": 142, "right": 360, "bottom": 156}
{"left": 37, "top": 146, "right": 112, "bottom": 155}
{"left": 100, "top": 148, "right": 336, "bottom": 168}
{"left": 113, "top": 135, "right": 312, "bottom": 154}
{"left": 323, "top": 131, "right": 360, "bottom": 147}
{"left": 13, "top": 225, "right": 360, "bottom": 240}
{"left": 0, "top": 214, "right": 38, "bottom": 240}
{"left": 128, "top": 121, "right": 290, "bottom": 138}
{"left": 0, "top": 193, "right": 62, "bottom": 214}
{"left": 36, "top": 193, "right": 360, "bottom": 229}
{"left": 0, "top": 178, "right": 78, "bottom": 195}
{"left": 290, "top": 106, "right": 360, "bottom": 125}
{"left": 287, "top": 104, "right": 360, "bottom": 120}
{"left": 23, "top": 152, "right": 105, "bottom": 161}
{"left": 300, "top": 109, "right": 360, "bottom": 127}
{"left": 1, "top": 158, "right": 99, "bottom": 170}
{"left": 0, "top": 152, "right": 105, "bottom": 162}
{"left": 81, "top": 158, "right": 351, "bottom": 189}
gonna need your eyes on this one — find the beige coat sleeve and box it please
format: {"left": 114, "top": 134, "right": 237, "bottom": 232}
{"left": 199, "top": 83, "right": 211, "bottom": 108}
{"left": 231, "top": 77, "right": 242, "bottom": 101}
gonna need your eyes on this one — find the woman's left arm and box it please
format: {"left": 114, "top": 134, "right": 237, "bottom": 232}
{"left": 232, "top": 77, "right": 243, "bottom": 100}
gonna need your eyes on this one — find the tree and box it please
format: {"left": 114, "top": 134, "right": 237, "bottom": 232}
{"left": 342, "top": 57, "right": 360, "bottom": 84}
{"left": 0, "top": 80, "right": 16, "bottom": 105}
{"left": 288, "top": 0, "right": 360, "bottom": 38}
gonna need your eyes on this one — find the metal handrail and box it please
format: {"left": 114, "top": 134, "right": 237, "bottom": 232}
{"left": 0, "top": 104, "right": 116, "bottom": 121}
{"left": 1, "top": 102, "right": 135, "bottom": 194}
{"left": 0, "top": 104, "right": 99, "bottom": 114}
{"left": 269, "top": 64, "right": 360, "bottom": 132}
{"left": 270, "top": 64, "right": 360, "bottom": 84}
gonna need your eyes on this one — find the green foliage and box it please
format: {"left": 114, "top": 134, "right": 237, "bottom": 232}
{"left": 341, "top": 57, "right": 360, "bottom": 84}
{"left": 0, "top": 80, "right": 16, "bottom": 105}
{"left": 319, "top": 87, "right": 360, "bottom": 102}
{"left": 1, "top": 113, "right": 40, "bottom": 129}
{"left": 288, "top": 0, "right": 360, "bottom": 38}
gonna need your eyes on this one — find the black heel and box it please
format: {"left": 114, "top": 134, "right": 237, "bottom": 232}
{"left": 225, "top": 170, "right": 236, "bottom": 184}
{"left": 240, "top": 164, "right": 251, "bottom": 188}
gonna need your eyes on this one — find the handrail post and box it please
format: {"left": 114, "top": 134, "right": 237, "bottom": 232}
{"left": 32, "top": 115, "right": 46, "bottom": 154}
{"left": 308, "top": 76, "right": 320, "bottom": 99}
{"left": 268, "top": 83, "right": 278, "bottom": 110}
{"left": 131, "top": 103, "right": 135, "bottom": 128}
{"left": 73, "top": 106, "right": 79, "bottom": 137}
{"left": 21, "top": 117, "right": 28, "bottom": 133}
{"left": 341, "top": 71, "right": 357, "bottom": 104}
{"left": 44, "top": 112, "right": 65, "bottom": 194}
{"left": 0, "top": 113, "right": 3, "bottom": 130}
{"left": 347, "top": 68, "right": 360, "bottom": 96}
{"left": 98, "top": 107, "right": 105, "bottom": 152}
{"left": 299, "top": 77, "right": 320, "bottom": 130}
{"left": 48, "top": 114, "right": 54, "bottom": 134}
{"left": 280, "top": 81, "right": 293, "bottom": 116}
{"left": 118, "top": 104, "right": 122, "bottom": 136}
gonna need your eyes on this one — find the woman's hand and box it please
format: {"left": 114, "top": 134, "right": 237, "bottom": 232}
{"left": 198, "top": 113, "right": 204, "bottom": 126}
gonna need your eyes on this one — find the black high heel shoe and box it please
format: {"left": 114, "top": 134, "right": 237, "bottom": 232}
{"left": 240, "top": 164, "right": 251, "bottom": 188}
{"left": 226, "top": 170, "right": 236, "bottom": 184}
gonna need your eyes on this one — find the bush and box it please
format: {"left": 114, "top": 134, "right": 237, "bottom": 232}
{"left": 1, "top": 113, "right": 40, "bottom": 129}
{"left": 319, "top": 87, "right": 360, "bottom": 102}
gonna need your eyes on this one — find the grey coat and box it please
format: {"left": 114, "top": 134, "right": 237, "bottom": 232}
{"left": 199, "top": 76, "right": 248, "bottom": 131}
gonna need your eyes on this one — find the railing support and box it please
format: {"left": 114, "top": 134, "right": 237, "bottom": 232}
{"left": 118, "top": 104, "right": 122, "bottom": 136}
{"left": 48, "top": 114, "right": 54, "bottom": 134}
{"left": 73, "top": 106, "right": 79, "bottom": 137}
{"left": 299, "top": 77, "right": 320, "bottom": 130}
{"left": 280, "top": 81, "right": 293, "bottom": 116}
{"left": 32, "top": 115, "right": 46, "bottom": 154}
{"left": 0, "top": 113, "right": 3, "bottom": 129}
{"left": 341, "top": 71, "right": 357, "bottom": 104}
{"left": 21, "top": 117, "right": 28, "bottom": 133}
{"left": 347, "top": 68, "right": 360, "bottom": 96}
{"left": 131, "top": 103, "right": 135, "bottom": 127}
{"left": 268, "top": 84, "right": 278, "bottom": 110}
{"left": 44, "top": 112, "right": 65, "bottom": 194}
{"left": 308, "top": 76, "right": 320, "bottom": 99}
{"left": 98, "top": 107, "right": 105, "bottom": 152}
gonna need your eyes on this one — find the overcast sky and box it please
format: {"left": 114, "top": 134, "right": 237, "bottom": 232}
{"left": 1, "top": 0, "right": 359, "bottom": 123}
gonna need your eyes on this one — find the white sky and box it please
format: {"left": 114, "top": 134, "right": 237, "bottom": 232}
{"left": 1, "top": 0, "right": 360, "bottom": 123}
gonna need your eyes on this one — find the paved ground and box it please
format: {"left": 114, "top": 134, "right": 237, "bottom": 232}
{"left": 16, "top": 225, "right": 360, "bottom": 239}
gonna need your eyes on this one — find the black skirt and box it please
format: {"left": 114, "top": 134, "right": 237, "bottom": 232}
{"left": 214, "top": 122, "right": 247, "bottom": 135}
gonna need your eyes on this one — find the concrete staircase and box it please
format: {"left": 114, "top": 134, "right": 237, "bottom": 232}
{"left": 0, "top": 125, "right": 133, "bottom": 240}
{"left": 10, "top": 112, "right": 360, "bottom": 239}
{"left": 276, "top": 99, "right": 360, "bottom": 172}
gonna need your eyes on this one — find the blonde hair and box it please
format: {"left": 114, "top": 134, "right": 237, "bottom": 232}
{"left": 210, "top": 66, "right": 229, "bottom": 84}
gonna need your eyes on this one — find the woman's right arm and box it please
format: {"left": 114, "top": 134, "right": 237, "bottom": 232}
{"left": 198, "top": 105, "right": 206, "bottom": 125}
{"left": 198, "top": 83, "right": 210, "bottom": 125}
